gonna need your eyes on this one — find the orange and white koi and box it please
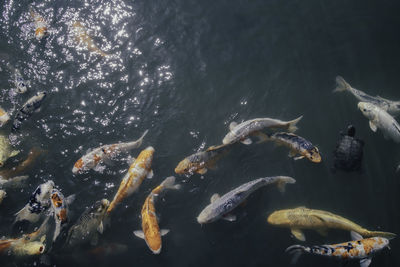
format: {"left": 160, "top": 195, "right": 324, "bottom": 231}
{"left": 286, "top": 231, "right": 391, "bottom": 267}
{"left": 30, "top": 8, "right": 48, "bottom": 40}
{"left": 50, "top": 189, "right": 75, "bottom": 241}
{"left": 72, "top": 130, "right": 148, "bottom": 174}
{"left": 133, "top": 176, "right": 181, "bottom": 254}
{"left": 73, "top": 21, "right": 108, "bottom": 57}
{"left": 106, "top": 146, "right": 154, "bottom": 214}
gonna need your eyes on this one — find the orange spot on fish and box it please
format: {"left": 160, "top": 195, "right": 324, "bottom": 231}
{"left": 74, "top": 158, "right": 84, "bottom": 169}
{"left": 35, "top": 27, "right": 47, "bottom": 36}
{"left": 51, "top": 193, "right": 63, "bottom": 208}
{"left": 59, "top": 209, "right": 67, "bottom": 222}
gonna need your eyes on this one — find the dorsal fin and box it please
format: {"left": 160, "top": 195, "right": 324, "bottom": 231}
{"left": 210, "top": 194, "right": 220, "bottom": 203}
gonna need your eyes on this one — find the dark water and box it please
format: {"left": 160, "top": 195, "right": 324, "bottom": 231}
{"left": 0, "top": 0, "right": 400, "bottom": 266}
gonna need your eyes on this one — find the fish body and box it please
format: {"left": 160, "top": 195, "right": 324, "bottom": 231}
{"left": 0, "top": 189, "right": 6, "bottom": 204}
{"left": 358, "top": 102, "right": 400, "bottom": 143}
{"left": 267, "top": 207, "right": 396, "bottom": 241}
{"left": 12, "top": 91, "right": 47, "bottom": 131}
{"left": 72, "top": 130, "right": 148, "bottom": 174}
{"left": 15, "top": 180, "right": 54, "bottom": 223}
{"left": 50, "top": 189, "right": 75, "bottom": 241}
{"left": 222, "top": 116, "right": 303, "bottom": 145}
{"left": 106, "top": 146, "right": 154, "bottom": 214}
{"left": 0, "top": 147, "right": 44, "bottom": 180}
{"left": 30, "top": 9, "right": 48, "bottom": 40}
{"left": 0, "top": 106, "right": 10, "bottom": 127}
{"left": 334, "top": 76, "right": 400, "bottom": 116}
{"left": 286, "top": 231, "right": 389, "bottom": 267}
{"left": 197, "top": 176, "right": 296, "bottom": 224}
{"left": 73, "top": 21, "right": 108, "bottom": 57}
{"left": 175, "top": 144, "right": 231, "bottom": 175}
{"left": 66, "top": 199, "right": 110, "bottom": 247}
{"left": 0, "top": 134, "right": 19, "bottom": 167}
{"left": 268, "top": 132, "right": 321, "bottom": 163}
{"left": 134, "top": 176, "right": 181, "bottom": 254}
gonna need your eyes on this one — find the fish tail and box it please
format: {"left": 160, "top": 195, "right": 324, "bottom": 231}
{"left": 363, "top": 230, "right": 396, "bottom": 240}
{"left": 160, "top": 176, "right": 181, "bottom": 190}
{"left": 287, "top": 116, "right": 303, "bottom": 133}
{"left": 274, "top": 176, "right": 296, "bottom": 193}
{"left": 333, "top": 76, "right": 352, "bottom": 93}
{"left": 285, "top": 245, "right": 308, "bottom": 264}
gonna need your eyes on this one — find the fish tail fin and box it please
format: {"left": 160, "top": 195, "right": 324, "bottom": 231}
{"left": 275, "top": 176, "right": 296, "bottom": 193}
{"left": 285, "top": 245, "right": 308, "bottom": 264}
{"left": 333, "top": 76, "right": 351, "bottom": 93}
{"left": 287, "top": 116, "right": 303, "bottom": 133}
{"left": 364, "top": 230, "right": 396, "bottom": 240}
{"left": 161, "top": 176, "right": 181, "bottom": 190}
{"left": 135, "top": 129, "right": 149, "bottom": 147}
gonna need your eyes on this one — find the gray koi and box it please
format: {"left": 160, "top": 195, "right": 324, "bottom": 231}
{"left": 12, "top": 91, "right": 47, "bottom": 131}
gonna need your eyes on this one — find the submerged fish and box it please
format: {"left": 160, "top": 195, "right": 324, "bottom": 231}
{"left": 267, "top": 206, "right": 396, "bottom": 241}
{"left": 30, "top": 8, "right": 48, "bottom": 40}
{"left": 134, "top": 176, "right": 181, "bottom": 254}
{"left": 0, "top": 147, "right": 44, "bottom": 180}
{"left": 0, "top": 134, "right": 19, "bottom": 167}
{"left": 0, "top": 175, "right": 29, "bottom": 189}
{"left": 358, "top": 102, "right": 400, "bottom": 142}
{"left": 72, "top": 130, "right": 148, "bottom": 174}
{"left": 10, "top": 67, "right": 28, "bottom": 94}
{"left": 222, "top": 116, "right": 303, "bottom": 145}
{"left": 88, "top": 243, "right": 128, "bottom": 257}
{"left": 334, "top": 76, "right": 400, "bottom": 116}
{"left": 12, "top": 91, "right": 47, "bottom": 131}
{"left": 50, "top": 189, "right": 75, "bottom": 242}
{"left": 0, "top": 189, "right": 6, "bottom": 204}
{"left": 267, "top": 132, "right": 321, "bottom": 163}
{"left": 73, "top": 21, "right": 108, "bottom": 57}
{"left": 0, "top": 106, "right": 10, "bottom": 127}
{"left": 66, "top": 199, "right": 109, "bottom": 247}
{"left": 286, "top": 231, "right": 390, "bottom": 267}
{"left": 106, "top": 146, "right": 154, "bottom": 214}
{"left": 15, "top": 180, "right": 54, "bottom": 224}
{"left": 175, "top": 144, "right": 232, "bottom": 175}
{"left": 197, "top": 176, "right": 296, "bottom": 224}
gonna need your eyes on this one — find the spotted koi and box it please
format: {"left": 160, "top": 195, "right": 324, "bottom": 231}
{"left": 50, "top": 189, "right": 75, "bottom": 241}
{"left": 30, "top": 8, "right": 48, "bottom": 40}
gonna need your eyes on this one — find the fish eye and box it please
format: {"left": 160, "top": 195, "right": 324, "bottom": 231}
{"left": 363, "top": 109, "right": 367, "bottom": 112}
{"left": 39, "top": 246, "right": 44, "bottom": 252}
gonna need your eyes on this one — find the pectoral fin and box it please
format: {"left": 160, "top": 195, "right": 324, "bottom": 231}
{"left": 210, "top": 194, "right": 220, "bottom": 203}
{"left": 288, "top": 150, "right": 297, "bottom": 158}
{"left": 147, "top": 170, "right": 154, "bottom": 179}
{"left": 369, "top": 121, "right": 377, "bottom": 132}
{"left": 10, "top": 150, "right": 19, "bottom": 157}
{"left": 65, "top": 194, "right": 76, "bottom": 205}
{"left": 97, "top": 221, "right": 104, "bottom": 234}
{"left": 360, "top": 258, "right": 372, "bottom": 267}
{"left": 229, "top": 122, "right": 238, "bottom": 131}
{"left": 160, "top": 229, "right": 170, "bottom": 236}
{"left": 294, "top": 155, "right": 305, "bottom": 161}
{"left": 291, "top": 228, "right": 306, "bottom": 241}
{"left": 351, "top": 231, "right": 363, "bottom": 241}
{"left": 133, "top": 230, "right": 145, "bottom": 239}
{"left": 222, "top": 213, "right": 236, "bottom": 222}
{"left": 240, "top": 138, "right": 252, "bottom": 145}
{"left": 196, "top": 168, "right": 207, "bottom": 175}
{"left": 253, "top": 131, "right": 269, "bottom": 143}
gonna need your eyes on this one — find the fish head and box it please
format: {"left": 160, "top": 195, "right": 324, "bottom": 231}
{"left": 358, "top": 102, "right": 377, "bottom": 120}
{"left": 50, "top": 189, "right": 65, "bottom": 209}
{"left": 72, "top": 158, "right": 84, "bottom": 174}
{"left": 197, "top": 207, "right": 214, "bottom": 224}
{"left": 137, "top": 146, "right": 155, "bottom": 169}
{"left": 222, "top": 132, "right": 235, "bottom": 145}
{"left": 174, "top": 158, "right": 199, "bottom": 174}
{"left": 93, "top": 198, "right": 110, "bottom": 215}
{"left": 36, "top": 180, "right": 55, "bottom": 201}
{"left": 16, "top": 81, "right": 28, "bottom": 93}
{"left": 305, "top": 147, "right": 322, "bottom": 163}
{"left": 267, "top": 210, "right": 291, "bottom": 226}
{"left": 19, "top": 241, "right": 45, "bottom": 255}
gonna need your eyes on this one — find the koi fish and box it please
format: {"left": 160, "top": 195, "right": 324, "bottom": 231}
{"left": 197, "top": 176, "right": 296, "bottom": 224}
{"left": 0, "top": 175, "right": 29, "bottom": 189}
{"left": 266, "top": 132, "right": 321, "bottom": 163}
{"left": 0, "top": 189, "right": 6, "bottom": 204}
{"left": 50, "top": 189, "right": 75, "bottom": 241}
{"left": 334, "top": 76, "right": 400, "bottom": 116}
{"left": 175, "top": 143, "right": 232, "bottom": 175}
{"left": 30, "top": 8, "right": 48, "bottom": 40}
{"left": 222, "top": 116, "right": 303, "bottom": 145}
{"left": 0, "top": 147, "right": 44, "bottom": 180}
{"left": 72, "top": 130, "right": 148, "bottom": 174}
{"left": 286, "top": 231, "right": 390, "bottom": 267}
{"left": 267, "top": 206, "right": 396, "bottom": 241}
{"left": 73, "top": 21, "right": 108, "bottom": 57}
{"left": 106, "top": 146, "right": 154, "bottom": 214}
{"left": 15, "top": 180, "right": 54, "bottom": 223}
{"left": 11, "top": 67, "right": 28, "bottom": 94}
{"left": 0, "top": 133, "right": 19, "bottom": 167}
{"left": 0, "top": 106, "right": 10, "bottom": 126}
{"left": 66, "top": 199, "right": 110, "bottom": 247}
{"left": 133, "top": 176, "right": 181, "bottom": 254}
{"left": 358, "top": 102, "right": 400, "bottom": 143}
{"left": 12, "top": 91, "right": 47, "bottom": 131}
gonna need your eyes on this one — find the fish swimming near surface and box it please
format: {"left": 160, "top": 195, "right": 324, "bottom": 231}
{"left": 175, "top": 143, "right": 232, "bottom": 175}
{"left": 50, "top": 189, "right": 75, "bottom": 242}
{"left": 0, "top": 133, "right": 19, "bottom": 167}
{"left": 66, "top": 199, "right": 110, "bottom": 247}
{"left": 0, "top": 175, "right": 29, "bottom": 189}
{"left": 267, "top": 206, "right": 396, "bottom": 241}
{"left": 334, "top": 76, "right": 400, "bottom": 116}
{"left": 30, "top": 8, "right": 48, "bottom": 40}
{"left": 12, "top": 91, "right": 47, "bottom": 131}
{"left": 222, "top": 116, "right": 303, "bottom": 145}
{"left": 358, "top": 102, "right": 400, "bottom": 143}
{"left": 72, "top": 130, "right": 148, "bottom": 174}
{"left": 266, "top": 132, "right": 321, "bottom": 163}
{"left": 15, "top": 180, "right": 54, "bottom": 224}
{"left": 0, "top": 106, "right": 10, "bottom": 127}
{"left": 106, "top": 146, "right": 154, "bottom": 214}
{"left": 197, "top": 176, "right": 296, "bottom": 224}
{"left": 286, "top": 231, "right": 391, "bottom": 267}
{"left": 0, "top": 189, "right": 6, "bottom": 204}
{"left": 133, "top": 176, "right": 181, "bottom": 254}
{"left": 73, "top": 21, "right": 108, "bottom": 57}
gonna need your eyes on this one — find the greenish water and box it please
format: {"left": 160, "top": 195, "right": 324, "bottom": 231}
{"left": 0, "top": 0, "right": 399, "bottom": 266}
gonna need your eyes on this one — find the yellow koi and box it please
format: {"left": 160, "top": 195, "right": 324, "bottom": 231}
{"left": 73, "top": 21, "right": 108, "bottom": 57}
